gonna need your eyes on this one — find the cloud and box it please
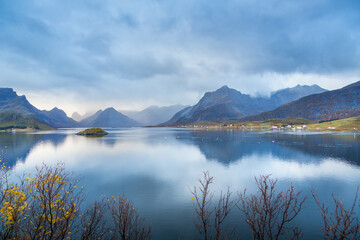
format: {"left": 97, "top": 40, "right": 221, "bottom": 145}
{"left": 0, "top": 0, "right": 359, "bottom": 113}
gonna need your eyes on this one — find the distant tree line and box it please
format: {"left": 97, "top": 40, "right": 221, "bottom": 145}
{"left": 0, "top": 158, "right": 359, "bottom": 239}
{"left": 0, "top": 126, "right": 28, "bottom": 130}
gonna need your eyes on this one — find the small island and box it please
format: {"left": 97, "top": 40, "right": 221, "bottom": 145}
{"left": 76, "top": 128, "right": 108, "bottom": 136}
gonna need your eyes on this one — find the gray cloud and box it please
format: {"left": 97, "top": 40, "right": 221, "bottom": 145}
{"left": 0, "top": 0, "right": 359, "bottom": 114}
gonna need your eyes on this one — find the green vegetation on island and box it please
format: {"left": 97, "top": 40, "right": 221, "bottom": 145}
{"left": 76, "top": 128, "right": 109, "bottom": 136}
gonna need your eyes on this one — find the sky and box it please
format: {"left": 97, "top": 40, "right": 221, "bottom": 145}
{"left": 0, "top": 0, "right": 360, "bottom": 115}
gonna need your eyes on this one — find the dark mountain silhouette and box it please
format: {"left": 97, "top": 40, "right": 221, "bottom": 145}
{"left": 41, "top": 107, "right": 78, "bottom": 128}
{"left": 163, "top": 84, "right": 327, "bottom": 125}
{"left": 0, "top": 88, "right": 77, "bottom": 128}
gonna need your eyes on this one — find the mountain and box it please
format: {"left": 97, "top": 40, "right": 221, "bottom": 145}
{"left": 241, "top": 81, "right": 360, "bottom": 122}
{"left": 41, "top": 107, "right": 78, "bottom": 128}
{"left": 71, "top": 111, "right": 96, "bottom": 122}
{"left": 71, "top": 112, "right": 83, "bottom": 122}
{"left": 163, "top": 86, "right": 269, "bottom": 125}
{"left": 79, "top": 107, "right": 139, "bottom": 127}
{"left": 270, "top": 84, "right": 327, "bottom": 107}
{"left": 0, "top": 88, "right": 39, "bottom": 114}
{"left": 0, "top": 88, "right": 77, "bottom": 128}
{"left": 123, "top": 104, "right": 188, "bottom": 126}
{"left": 163, "top": 84, "right": 327, "bottom": 125}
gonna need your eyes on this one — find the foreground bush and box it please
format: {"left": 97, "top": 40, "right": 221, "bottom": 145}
{"left": 312, "top": 189, "right": 360, "bottom": 240}
{"left": 191, "top": 171, "right": 235, "bottom": 240}
{"left": 108, "top": 195, "right": 151, "bottom": 240}
{"left": 237, "top": 175, "right": 306, "bottom": 240}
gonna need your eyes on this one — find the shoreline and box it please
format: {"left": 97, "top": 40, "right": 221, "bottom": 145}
{"left": 1, "top": 126, "right": 358, "bottom": 134}
{"left": 182, "top": 126, "right": 359, "bottom": 133}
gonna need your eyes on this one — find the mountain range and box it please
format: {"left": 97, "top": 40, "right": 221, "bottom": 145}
{"left": 164, "top": 84, "right": 327, "bottom": 125}
{"left": 0, "top": 81, "right": 359, "bottom": 129}
{"left": 241, "top": 81, "right": 360, "bottom": 122}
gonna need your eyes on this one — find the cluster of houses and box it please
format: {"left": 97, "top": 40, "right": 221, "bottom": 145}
{"left": 271, "top": 125, "right": 308, "bottom": 131}
{"left": 185, "top": 123, "right": 342, "bottom": 131}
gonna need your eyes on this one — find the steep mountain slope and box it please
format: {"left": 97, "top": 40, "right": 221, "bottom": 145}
{"left": 0, "top": 88, "right": 77, "bottom": 128}
{"left": 0, "top": 89, "right": 39, "bottom": 114}
{"left": 164, "top": 84, "right": 327, "bottom": 125}
{"left": 41, "top": 107, "right": 78, "bottom": 128}
{"left": 79, "top": 108, "right": 139, "bottom": 127}
{"left": 123, "top": 104, "right": 188, "bottom": 126}
{"left": 0, "top": 111, "right": 52, "bottom": 130}
{"left": 242, "top": 81, "right": 360, "bottom": 122}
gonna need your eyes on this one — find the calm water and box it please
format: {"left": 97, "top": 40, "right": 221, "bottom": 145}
{"left": 1, "top": 128, "right": 360, "bottom": 239}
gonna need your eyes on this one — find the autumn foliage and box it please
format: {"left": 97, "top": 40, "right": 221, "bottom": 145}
{"left": 0, "top": 161, "right": 151, "bottom": 240}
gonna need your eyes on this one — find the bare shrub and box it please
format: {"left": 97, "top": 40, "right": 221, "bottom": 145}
{"left": 312, "top": 189, "right": 360, "bottom": 239}
{"left": 215, "top": 187, "right": 234, "bottom": 240}
{"left": 237, "top": 175, "right": 306, "bottom": 240}
{"left": 107, "top": 194, "right": 151, "bottom": 240}
{"left": 191, "top": 171, "right": 235, "bottom": 240}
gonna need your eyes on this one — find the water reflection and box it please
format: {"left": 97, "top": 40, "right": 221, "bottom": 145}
{"left": 0, "top": 132, "right": 67, "bottom": 166}
{"left": 0, "top": 128, "right": 359, "bottom": 239}
{"left": 175, "top": 130, "right": 360, "bottom": 166}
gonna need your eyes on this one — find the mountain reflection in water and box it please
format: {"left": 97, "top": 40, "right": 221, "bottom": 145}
{"left": 0, "top": 128, "right": 359, "bottom": 239}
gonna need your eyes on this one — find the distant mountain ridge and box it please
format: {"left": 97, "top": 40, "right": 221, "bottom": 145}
{"left": 269, "top": 84, "right": 327, "bottom": 107}
{"left": 241, "top": 81, "right": 360, "bottom": 122}
{"left": 4, "top": 81, "right": 356, "bottom": 130}
{"left": 163, "top": 84, "right": 327, "bottom": 125}
{"left": 79, "top": 107, "right": 139, "bottom": 127}
{"left": 71, "top": 111, "right": 96, "bottom": 122}
{"left": 123, "top": 104, "right": 188, "bottom": 126}
{"left": 71, "top": 112, "right": 83, "bottom": 122}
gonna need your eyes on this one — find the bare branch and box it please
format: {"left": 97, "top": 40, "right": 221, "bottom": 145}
{"left": 312, "top": 188, "right": 360, "bottom": 240}
{"left": 107, "top": 194, "right": 151, "bottom": 240}
{"left": 237, "top": 175, "right": 306, "bottom": 240}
